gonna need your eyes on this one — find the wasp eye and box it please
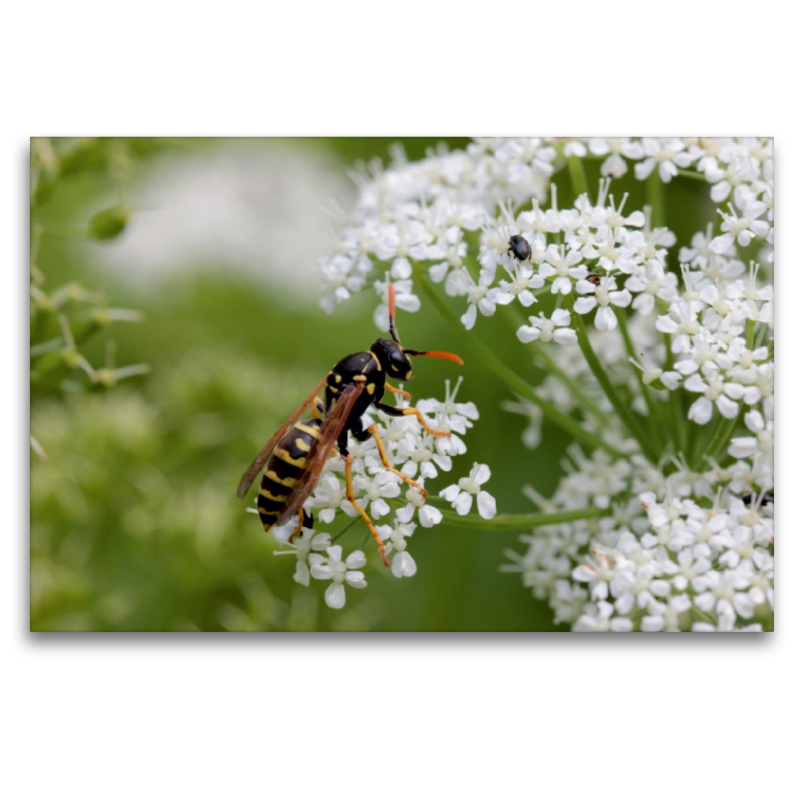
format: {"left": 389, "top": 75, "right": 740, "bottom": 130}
{"left": 390, "top": 351, "right": 408, "bottom": 373}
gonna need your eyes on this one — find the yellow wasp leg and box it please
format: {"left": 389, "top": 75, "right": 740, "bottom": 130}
{"left": 400, "top": 407, "right": 451, "bottom": 438}
{"left": 288, "top": 507, "right": 305, "bottom": 543}
{"left": 344, "top": 454, "right": 390, "bottom": 567}
{"left": 385, "top": 383, "right": 412, "bottom": 400}
{"left": 367, "top": 424, "right": 427, "bottom": 498}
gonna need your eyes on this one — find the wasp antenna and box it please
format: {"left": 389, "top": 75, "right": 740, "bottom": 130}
{"left": 388, "top": 283, "right": 401, "bottom": 344}
{"left": 404, "top": 349, "right": 464, "bottom": 366}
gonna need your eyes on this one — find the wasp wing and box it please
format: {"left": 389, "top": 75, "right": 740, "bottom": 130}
{"left": 237, "top": 374, "right": 330, "bottom": 499}
{"left": 275, "top": 381, "right": 364, "bottom": 526}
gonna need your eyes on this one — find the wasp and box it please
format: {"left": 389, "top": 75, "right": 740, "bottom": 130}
{"left": 237, "top": 285, "right": 463, "bottom": 566}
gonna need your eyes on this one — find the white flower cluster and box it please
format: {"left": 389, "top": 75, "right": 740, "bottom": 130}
{"left": 503, "top": 443, "right": 773, "bottom": 631}
{"left": 315, "top": 137, "right": 773, "bottom": 631}
{"left": 259, "top": 379, "right": 496, "bottom": 609}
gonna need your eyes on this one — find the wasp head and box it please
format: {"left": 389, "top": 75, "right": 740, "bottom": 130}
{"left": 370, "top": 338, "right": 415, "bottom": 380}
{"left": 371, "top": 284, "right": 464, "bottom": 380}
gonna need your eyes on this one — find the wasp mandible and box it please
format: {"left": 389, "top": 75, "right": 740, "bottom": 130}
{"left": 237, "top": 284, "right": 464, "bottom": 566}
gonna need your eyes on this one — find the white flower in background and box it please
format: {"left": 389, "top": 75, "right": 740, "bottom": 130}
{"left": 441, "top": 462, "right": 497, "bottom": 519}
{"left": 588, "top": 137, "right": 645, "bottom": 178}
{"left": 633, "top": 137, "right": 694, "bottom": 182}
{"left": 728, "top": 409, "right": 773, "bottom": 460}
{"left": 517, "top": 309, "right": 577, "bottom": 345}
{"left": 710, "top": 201, "right": 770, "bottom": 253}
{"left": 309, "top": 546, "right": 368, "bottom": 609}
{"left": 445, "top": 267, "right": 497, "bottom": 330}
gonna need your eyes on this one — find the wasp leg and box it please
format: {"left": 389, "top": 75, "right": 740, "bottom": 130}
{"left": 344, "top": 454, "right": 390, "bottom": 567}
{"left": 288, "top": 507, "right": 305, "bottom": 543}
{"left": 385, "top": 382, "right": 412, "bottom": 400}
{"left": 367, "top": 423, "right": 428, "bottom": 498}
{"left": 374, "top": 402, "right": 451, "bottom": 438}
{"left": 311, "top": 400, "right": 322, "bottom": 420}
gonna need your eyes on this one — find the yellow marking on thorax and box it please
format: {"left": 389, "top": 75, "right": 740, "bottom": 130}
{"left": 295, "top": 422, "right": 320, "bottom": 438}
{"left": 367, "top": 383, "right": 375, "bottom": 395}
{"left": 259, "top": 488, "right": 288, "bottom": 502}
{"left": 264, "top": 470, "right": 296, "bottom": 488}
{"left": 334, "top": 373, "right": 342, "bottom": 383}
{"left": 367, "top": 351, "right": 381, "bottom": 371}
{"left": 274, "top": 448, "right": 308, "bottom": 468}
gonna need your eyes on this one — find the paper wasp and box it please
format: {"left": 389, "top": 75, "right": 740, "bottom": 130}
{"left": 237, "top": 285, "right": 463, "bottom": 566}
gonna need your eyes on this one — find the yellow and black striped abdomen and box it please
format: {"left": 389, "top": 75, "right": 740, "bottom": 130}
{"left": 257, "top": 418, "right": 322, "bottom": 531}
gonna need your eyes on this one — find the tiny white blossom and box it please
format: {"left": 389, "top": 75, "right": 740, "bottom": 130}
{"left": 309, "top": 546, "right": 368, "bottom": 609}
{"left": 440, "top": 462, "right": 497, "bottom": 519}
{"left": 517, "top": 309, "right": 577, "bottom": 345}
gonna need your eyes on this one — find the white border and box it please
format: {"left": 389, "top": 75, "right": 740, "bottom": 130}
{"left": 6, "top": 2, "right": 796, "bottom": 798}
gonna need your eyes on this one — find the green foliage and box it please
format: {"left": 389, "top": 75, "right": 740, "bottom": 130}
{"left": 30, "top": 138, "right": 152, "bottom": 403}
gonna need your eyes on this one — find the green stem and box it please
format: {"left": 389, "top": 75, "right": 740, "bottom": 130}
{"left": 708, "top": 405, "right": 744, "bottom": 466}
{"left": 662, "top": 333, "right": 685, "bottom": 455}
{"left": 676, "top": 169, "right": 707, "bottom": 182}
{"left": 615, "top": 308, "right": 666, "bottom": 453}
{"left": 330, "top": 514, "right": 361, "bottom": 544}
{"left": 505, "top": 305, "right": 607, "bottom": 427}
{"left": 689, "top": 411, "right": 726, "bottom": 473}
{"left": 568, "top": 298, "right": 659, "bottom": 463}
{"left": 746, "top": 319, "right": 755, "bottom": 350}
{"left": 646, "top": 170, "right": 666, "bottom": 228}
{"left": 413, "top": 267, "right": 626, "bottom": 460}
{"left": 567, "top": 155, "right": 589, "bottom": 198}
{"left": 437, "top": 505, "right": 612, "bottom": 531}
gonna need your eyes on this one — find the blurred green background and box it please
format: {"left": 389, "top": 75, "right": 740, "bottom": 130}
{"left": 30, "top": 137, "right": 718, "bottom": 631}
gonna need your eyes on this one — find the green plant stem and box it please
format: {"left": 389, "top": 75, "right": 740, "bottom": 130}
{"left": 412, "top": 267, "right": 626, "bottom": 461}
{"left": 754, "top": 323, "right": 770, "bottom": 349}
{"left": 614, "top": 308, "right": 666, "bottom": 453}
{"left": 746, "top": 319, "right": 755, "bottom": 350}
{"left": 567, "top": 155, "right": 589, "bottom": 198}
{"left": 662, "top": 332, "right": 686, "bottom": 455}
{"left": 567, "top": 298, "right": 659, "bottom": 464}
{"left": 646, "top": 170, "right": 666, "bottom": 228}
{"left": 505, "top": 305, "right": 607, "bottom": 427}
{"left": 436, "top": 505, "right": 612, "bottom": 531}
{"left": 330, "top": 514, "right": 361, "bottom": 544}
{"left": 676, "top": 169, "right": 707, "bottom": 182}
{"left": 708, "top": 406, "right": 744, "bottom": 466}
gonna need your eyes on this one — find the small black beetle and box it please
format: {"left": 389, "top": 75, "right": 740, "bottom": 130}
{"left": 508, "top": 234, "right": 532, "bottom": 263}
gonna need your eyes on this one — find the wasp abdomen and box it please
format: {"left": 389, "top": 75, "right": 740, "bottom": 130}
{"left": 257, "top": 418, "right": 322, "bottom": 531}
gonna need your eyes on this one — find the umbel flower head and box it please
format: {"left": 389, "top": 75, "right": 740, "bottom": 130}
{"left": 303, "top": 137, "right": 773, "bottom": 629}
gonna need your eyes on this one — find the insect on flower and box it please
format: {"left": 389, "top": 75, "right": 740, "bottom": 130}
{"left": 237, "top": 285, "right": 464, "bottom": 566}
{"left": 508, "top": 234, "right": 532, "bottom": 263}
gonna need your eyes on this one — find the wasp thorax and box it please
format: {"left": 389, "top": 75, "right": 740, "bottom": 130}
{"left": 371, "top": 338, "right": 414, "bottom": 379}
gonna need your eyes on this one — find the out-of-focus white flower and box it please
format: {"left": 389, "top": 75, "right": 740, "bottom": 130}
{"left": 517, "top": 309, "right": 577, "bottom": 345}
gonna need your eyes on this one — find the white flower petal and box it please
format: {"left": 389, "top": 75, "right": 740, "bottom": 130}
{"left": 454, "top": 492, "right": 473, "bottom": 515}
{"left": 324, "top": 583, "right": 346, "bottom": 609}
{"left": 476, "top": 491, "right": 497, "bottom": 519}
